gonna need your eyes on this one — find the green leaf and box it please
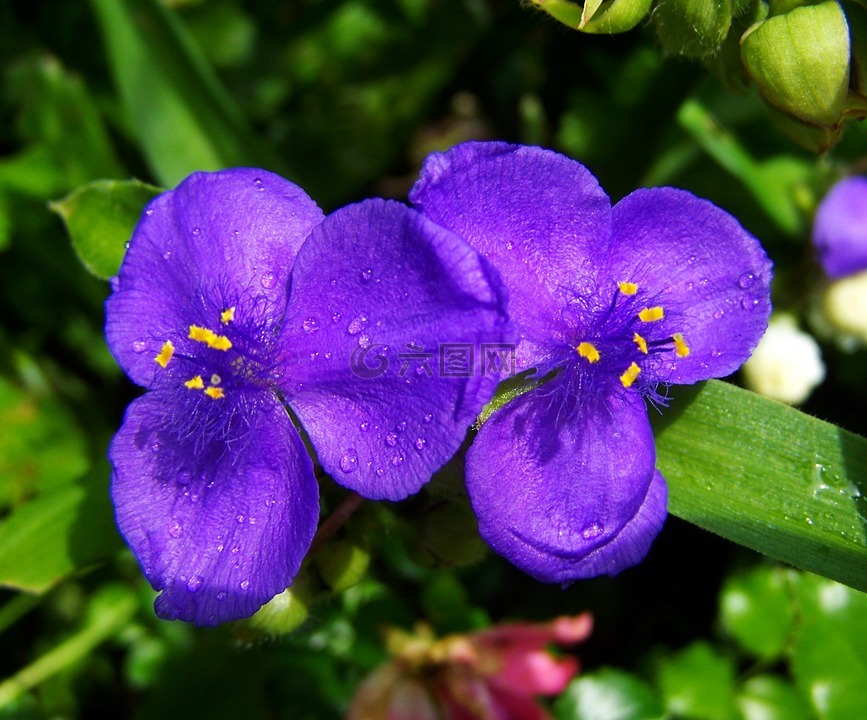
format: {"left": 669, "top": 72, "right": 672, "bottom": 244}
{"left": 790, "top": 573, "right": 867, "bottom": 720}
{"left": 719, "top": 565, "right": 795, "bottom": 660}
{"left": 653, "top": 380, "right": 867, "bottom": 594}
{"left": 88, "top": 0, "right": 280, "bottom": 186}
{"left": 0, "top": 467, "right": 120, "bottom": 594}
{"left": 554, "top": 668, "right": 664, "bottom": 720}
{"left": 50, "top": 179, "right": 162, "bottom": 280}
{"left": 736, "top": 675, "right": 812, "bottom": 720}
{"left": 657, "top": 642, "right": 738, "bottom": 720}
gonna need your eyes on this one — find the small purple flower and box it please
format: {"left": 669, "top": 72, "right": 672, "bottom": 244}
{"left": 813, "top": 176, "right": 867, "bottom": 278}
{"left": 410, "top": 142, "right": 772, "bottom": 583}
{"left": 106, "top": 168, "right": 510, "bottom": 625}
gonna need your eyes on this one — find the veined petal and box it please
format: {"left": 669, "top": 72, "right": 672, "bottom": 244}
{"left": 106, "top": 168, "right": 324, "bottom": 389}
{"left": 410, "top": 141, "right": 611, "bottom": 372}
{"left": 813, "top": 176, "right": 867, "bottom": 278}
{"left": 465, "top": 380, "right": 661, "bottom": 583}
{"left": 281, "top": 199, "right": 513, "bottom": 501}
{"left": 108, "top": 393, "right": 318, "bottom": 625}
{"left": 606, "top": 188, "right": 772, "bottom": 384}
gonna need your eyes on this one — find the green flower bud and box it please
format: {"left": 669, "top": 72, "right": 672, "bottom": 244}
{"left": 740, "top": 2, "right": 850, "bottom": 127}
{"left": 247, "top": 576, "right": 312, "bottom": 636}
{"left": 761, "top": 100, "right": 843, "bottom": 151}
{"left": 655, "top": 0, "right": 734, "bottom": 58}
{"left": 317, "top": 538, "right": 371, "bottom": 593}
{"left": 413, "top": 500, "right": 488, "bottom": 568}
{"left": 528, "top": 0, "right": 652, "bottom": 35}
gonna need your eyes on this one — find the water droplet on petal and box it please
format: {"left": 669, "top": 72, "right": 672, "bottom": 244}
{"left": 360, "top": 268, "right": 373, "bottom": 282}
{"left": 150, "top": 442, "right": 160, "bottom": 453}
{"left": 713, "top": 310, "right": 724, "bottom": 319}
{"left": 358, "top": 334, "right": 370, "bottom": 347}
{"left": 391, "top": 455, "right": 404, "bottom": 467}
{"left": 132, "top": 340, "right": 147, "bottom": 353}
{"left": 192, "top": 227, "right": 200, "bottom": 236}
{"left": 741, "top": 297, "right": 759, "bottom": 311}
{"left": 168, "top": 519, "right": 182, "bottom": 538}
{"left": 339, "top": 448, "right": 359, "bottom": 473}
{"left": 240, "top": 579, "right": 250, "bottom": 590}
{"left": 581, "top": 522, "right": 604, "bottom": 540}
{"left": 236, "top": 514, "right": 245, "bottom": 523}
{"left": 248, "top": 516, "right": 256, "bottom": 525}
{"left": 261, "top": 272, "right": 277, "bottom": 289}
{"left": 216, "top": 543, "right": 224, "bottom": 552}
{"left": 505, "top": 240, "right": 514, "bottom": 250}
{"left": 187, "top": 575, "right": 203, "bottom": 592}
{"left": 124, "top": 241, "right": 131, "bottom": 249}
{"left": 177, "top": 470, "right": 191, "bottom": 485}
{"left": 265, "top": 497, "right": 276, "bottom": 507}
{"left": 331, "top": 312, "right": 342, "bottom": 323}
{"left": 253, "top": 178, "right": 264, "bottom": 191}
{"left": 216, "top": 591, "right": 227, "bottom": 601}
{"left": 385, "top": 432, "right": 398, "bottom": 447}
{"left": 145, "top": 208, "right": 154, "bottom": 217}
{"left": 302, "top": 317, "right": 320, "bottom": 333}
{"left": 414, "top": 438, "right": 426, "bottom": 450}
{"left": 162, "top": 250, "right": 172, "bottom": 260}
{"left": 375, "top": 468, "right": 385, "bottom": 477}
{"left": 738, "top": 272, "right": 756, "bottom": 289}
{"left": 347, "top": 315, "right": 368, "bottom": 335}
{"left": 360, "top": 421, "right": 370, "bottom": 432}
{"left": 396, "top": 421, "right": 407, "bottom": 433}
{"left": 423, "top": 414, "right": 433, "bottom": 424}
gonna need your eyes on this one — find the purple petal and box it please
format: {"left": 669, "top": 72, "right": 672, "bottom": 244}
{"left": 109, "top": 392, "right": 318, "bottom": 625}
{"left": 605, "top": 188, "right": 772, "bottom": 384}
{"left": 280, "top": 199, "right": 513, "bottom": 501}
{"left": 465, "top": 379, "right": 662, "bottom": 583}
{"left": 410, "top": 142, "right": 611, "bottom": 372}
{"left": 106, "top": 168, "right": 323, "bottom": 389}
{"left": 813, "top": 176, "right": 867, "bottom": 278}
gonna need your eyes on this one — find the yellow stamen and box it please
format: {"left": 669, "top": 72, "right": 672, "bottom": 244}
{"left": 618, "top": 281, "right": 638, "bottom": 296}
{"left": 188, "top": 325, "right": 233, "bottom": 351}
{"left": 221, "top": 307, "right": 236, "bottom": 325}
{"left": 576, "top": 341, "right": 600, "bottom": 363}
{"left": 620, "top": 362, "right": 641, "bottom": 388}
{"left": 673, "top": 333, "right": 690, "bottom": 358}
{"left": 155, "top": 341, "right": 174, "bottom": 368}
{"left": 638, "top": 306, "right": 664, "bottom": 323}
{"left": 204, "top": 386, "right": 225, "bottom": 400}
{"left": 184, "top": 375, "right": 204, "bottom": 390}
{"left": 633, "top": 332, "right": 648, "bottom": 354}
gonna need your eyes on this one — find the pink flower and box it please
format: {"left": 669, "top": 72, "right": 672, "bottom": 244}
{"left": 347, "top": 614, "right": 592, "bottom": 720}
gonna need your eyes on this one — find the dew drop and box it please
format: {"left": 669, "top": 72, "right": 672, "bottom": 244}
{"left": 187, "top": 575, "right": 203, "bottom": 592}
{"left": 414, "top": 438, "right": 426, "bottom": 451}
{"left": 347, "top": 315, "right": 368, "bottom": 335}
{"left": 324, "top": 351, "right": 332, "bottom": 359}
{"left": 685, "top": 281, "right": 694, "bottom": 291}
{"left": 231, "top": 545, "right": 240, "bottom": 554}
{"left": 132, "top": 340, "right": 147, "bottom": 354}
{"left": 687, "top": 254, "right": 697, "bottom": 265}
{"left": 339, "top": 448, "right": 360, "bottom": 473}
{"left": 360, "top": 268, "right": 374, "bottom": 282}
{"left": 396, "top": 421, "right": 407, "bottom": 433}
{"left": 391, "top": 455, "right": 404, "bottom": 467}
{"left": 192, "top": 227, "right": 200, "bottom": 236}
{"left": 261, "top": 272, "right": 277, "bottom": 289}
{"left": 375, "top": 468, "right": 385, "bottom": 477}
{"left": 216, "top": 543, "right": 224, "bottom": 552}
{"left": 423, "top": 413, "right": 433, "bottom": 424}
{"left": 505, "top": 240, "right": 514, "bottom": 250}
{"left": 741, "top": 297, "right": 759, "bottom": 311}
{"left": 253, "top": 177, "right": 264, "bottom": 191}
{"left": 302, "top": 317, "right": 320, "bottom": 333}
{"left": 331, "top": 312, "right": 342, "bottom": 323}
{"left": 177, "top": 471, "right": 192, "bottom": 485}
{"left": 150, "top": 442, "right": 160, "bottom": 453}
{"left": 189, "top": 492, "right": 200, "bottom": 504}
{"left": 265, "top": 497, "right": 276, "bottom": 507}
{"left": 248, "top": 516, "right": 256, "bottom": 525}
{"left": 713, "top": 310, "right": 724, "bottom": 319}
{"left": 581, "top": 522, "right": 604, "bottom": 540}
{"left": 168, "top": 519, "right": 182, "bottom": 538}
{"left": 240, "top": 579, "right": 250, "bottom": 590}
{"left": 360, "top": 421, "right": 371, "bottom": 432}
{"left": 162, "top": 250, "right": 172, "bottom": 260}
{"left": 216, "top": 591, "right": 227, "bottom": 601}
{"left": 385, "top": 432, "right": 398, "bottom": 447}
{"left": 738, "top": 272, "right": 756, "bottom": 289}
{"left": 145, "top": 208, "right": 154, "bottom": 217}
{"left": 358, "top": 334, "right": 371, "bottom": 348}
{"left": 124, "top": 241, "right": 131, "bottom": 249}
{"left": 236, "top": 514, "right": 245, "bottom": 523}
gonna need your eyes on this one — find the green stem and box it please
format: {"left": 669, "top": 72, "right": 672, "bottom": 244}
{"left": 0, "top": 593, "right": 41, "bottom": 636}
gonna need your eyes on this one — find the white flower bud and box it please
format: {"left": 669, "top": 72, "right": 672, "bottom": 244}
{"left": 820, "top": 270, "right": 867, "bottom": 345}
{"left": 742, "top": 315, "right": 825, "bottom": 405}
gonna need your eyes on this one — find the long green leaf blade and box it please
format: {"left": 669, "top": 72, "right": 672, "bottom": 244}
{"left": 654, "top": 380, "right": 867, "bottom": 592}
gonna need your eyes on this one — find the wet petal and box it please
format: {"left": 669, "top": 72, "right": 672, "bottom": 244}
{"left": 605, "top": 188, "right": 772, "bottom": 384}
{"left": 410, "top": 141, "right": 611, "bottom": 371}
{"left": 106, "top": 168, "right": 323, "bottom": 388}
{"left": 465, "top": 380, "right": 661, "bottom": 583}
{"left": 109, "top": 392, "right": 318, "bottom": 625}
{"left": 282, "top": 199, "right": 512, "bottom": 501}
{"left": 813, "top": 176, "right": 867, "bottom": 278}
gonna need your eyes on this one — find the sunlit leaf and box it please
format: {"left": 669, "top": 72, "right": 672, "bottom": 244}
{"left": 654, "top": 380, "right": 867, "bottom": 593}
{"left": 554, "top": 668, "right": 664, "bottom": 720}
{"left": 657, "top": 642, "right": 738, "bottom": 720}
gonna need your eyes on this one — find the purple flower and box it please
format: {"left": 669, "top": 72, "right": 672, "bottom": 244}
{"left": 106, "top": 168, "right": 510, "bottom": 625}
{"left": 409, "top": 142, "right": 772, "bottom": 583}
{"left": 813, "top": 176, "right": 867, "bottom": 278}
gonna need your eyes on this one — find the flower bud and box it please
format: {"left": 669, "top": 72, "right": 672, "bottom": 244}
{"left": 742, "top": 314, "right": 825, "bottom": 404}
{"left": 655, "top": 0, "right": 733, "bottom": 58}
{"left": 316, "top": 538, "right": 371, "bottom": 593}
{"left": 740, "top": 1, "right": 850, "bottom": 127}
{"left": 820, "top": 270, "right": 867, "bottom": 345}
{"left": 528, "top": 0, "right": 652, "bottom": 34}
{"left": 413, "top": 499, "right": 488, "bottom": 568}
{"left": 247, "top": 576, "right": 312, "bottom": 636}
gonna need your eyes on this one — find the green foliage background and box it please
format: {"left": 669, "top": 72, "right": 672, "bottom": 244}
{"left": 1, "top": 0, "right": 867, "bottom": 717}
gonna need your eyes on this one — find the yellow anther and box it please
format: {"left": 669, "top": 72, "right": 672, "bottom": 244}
{"left": 633, "top": 332, "right": 648, "bottom": 354}
{"left": 618, "top": 281, "right": 638, "bottom": 296}
{"left": 155, "top": 341, "right": 174, "bottom": 368}
{"left": 638, "top": 306, "right": 664, "bottom": 323}
{"left": 221, "top": 307, "right": 236, "bottom": 325}
{"left": 673, "top": 333, "right": 690, "bottom": 358}
{"left": 577, "top": 341, "right": 601, "bottom": 363}
{"left": 184, "top": 375, "right": 204, "bottom": 390}
{"left": 204, "top": 386, "right": 225, "bottom": 400}
{"left": 620, "top": 362, "right": 641, "bottom": 388}
{"left": 188, "top": 325, "right": 233, "bottom": 351}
